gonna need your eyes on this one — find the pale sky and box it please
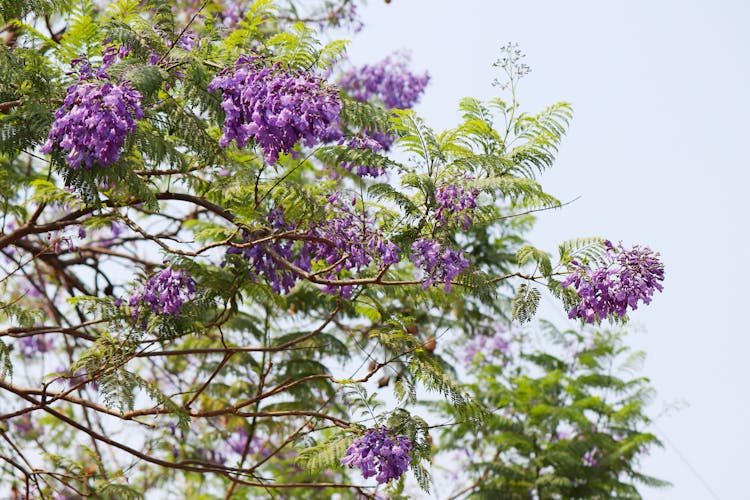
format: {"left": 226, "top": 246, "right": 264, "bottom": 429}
{"left": 346, "top": 1, "right": 750, "bottom": 498}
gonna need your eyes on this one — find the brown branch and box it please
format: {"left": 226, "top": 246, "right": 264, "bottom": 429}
{"left": 0, "top": 99, "right": 20, "bottom": 113}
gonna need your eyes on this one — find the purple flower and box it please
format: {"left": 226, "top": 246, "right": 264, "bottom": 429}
{"left": 339, "top": 53, "right": 429, "bottom": 151}
{"left": 562, "top": 241, "right": 665, "bottom": 323}
{"left": 18, "top": 335, "right": 55, "bottom": 358}
{"left": 129, "top": 266, "right": 196, "bottom": 317}
{"left": 339, "top": 135, "right": 387, "bottom": 177}
{"left": 225, "top": 208, "right": 305, "bottom": 295}
{"left": 228, "top": 429, "right": 272, "bottom": 458}
{"left": 100, "top": 42, "right": 131, "bottom": 74}
{"left": 435, "top": 183, "right": 479, "bottom": 230}
{"left": 41, "top": 79, "right": 143, "bottom": 169}
{"left": 583, "top": 447, "right": 600, "bottom": 467}
{"left": 463, "top": 328, "right": 510, "bottom": 367}
{"left": 310, "top": 195, "right": 400, "bottom": 297}
{"left": 209, "top": 57, "right": 342, "bottom": 164}
{"left": 11, "top": 414, "right": 39, "bottom": 438}
{"left": 410, "top": 238, "right": 469, "bottom": 292}
{"left": 340, "top": 427, "right": 412, "bottom": 484}
{"left": 340, "top": 53, "right": 429, "bottom": 110}
{"left": 227, "top": 202, "right": 400, "bottom": 297}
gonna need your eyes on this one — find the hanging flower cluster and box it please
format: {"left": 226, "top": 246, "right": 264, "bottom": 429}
{"left": 338, "top": 135, "right": 387, "bottom": 177}
{"left": 340, "top": 427, "right": 413, "bottom": 484}
{"left": 339, "top": 53, "right": 430, "bottom": 110}
{"left": 208, "top": 56, "right": 343, "bottom": 163}
{"left": 435, "top": 183, "right": 479, "bottom": 229}
{"left": 18, "top": 335, "right": 55, "bottom": 359}
{"left": 41, "top": 47, "right": 143, "bottom": 169}
{"left": 129, "top": 266, "right": 197, "bottom": 318}
{"left": 561, "top": 241, "right": 665, "bottom": 323}
{"left": 41, "top": 81, "right": 143, "bottom": 169}
{"left": 410, "top": 238, "right": 469, "bottom": 292}
{"left": 339, "top": 53, "right": 429, "bottom": 151}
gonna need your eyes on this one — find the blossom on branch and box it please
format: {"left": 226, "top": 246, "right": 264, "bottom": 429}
{"left": 410, "top": 238, "right": 469, "bottom": 292}
{"left": 435, "top": 183, "right": 479, "bottom": 230}
{"left": 209, "top": 56, "right": 343, "bottom": 163}
{"left": 340, "top": 427, "right": 413, "bottom": 484}
{"left": 340, "top": 53, "right": 429, "bottom": 110}
{"left": 129, "top": 266, "right": 196, "bottom": 317}
{"left": 41, "top": 80, "right": 143, "bottom": 169}
{"left": 562, "top": 241, "right": 665, "bottom": 323}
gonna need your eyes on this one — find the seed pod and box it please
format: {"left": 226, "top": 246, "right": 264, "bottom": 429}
{"left": 378, "top": 375, "right": 391, "bottom": 387}
{"left": 406, "top": 324, "right": 418, "bottom": 335}
{"left": 368, "top": 360, "right": 378, "bottom": 372}
{"left": 423, "top": 335, "right": 437, "bottom": 352}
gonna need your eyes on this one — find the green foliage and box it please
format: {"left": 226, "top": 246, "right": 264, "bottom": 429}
{"left": 95, "top": 482, "right": 145, "bottom": 499}
{"left": 0, "top": 339, "right": 11, "bottom": 379}
{"left": 512, "top": 283, "right": 541, "bottom": 323}
{"left": 295, "top": 430, "right": 350, "bottom": 473}
{"left": 0, "top": 1, "right": 664, "bottom": 498}
{"left": 436, "top": 326, "right": 667, "bottom": 499}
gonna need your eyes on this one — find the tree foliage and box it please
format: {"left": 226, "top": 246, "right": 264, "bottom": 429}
{"left": 0, "top": 1, "right": 664, "bottom": 498}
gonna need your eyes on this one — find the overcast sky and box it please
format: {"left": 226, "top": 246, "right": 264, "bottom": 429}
{"left": 345, "top": 1, "right": 750, "bottom": 498}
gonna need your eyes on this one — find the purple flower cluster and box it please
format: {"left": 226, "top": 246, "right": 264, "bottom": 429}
{"left": 310, "top": 194, "right": 400, "bottom": 298}
{"left": 435, "top": 183, "right": 479, "bottom": 230}
{"left": 340, "top": 427, "right": 413, "bottom": 484}
{"left": 129, "top": 266, "right": 196, "bottom": 317}
{"left": 41, "top": 80, "right": 144, "bottom": 169}
{"left": 11, "top": 414, "right": 40, "bottom": 439}
{"left": 225, "top": 209, "right": 306, "bottom": 295}
{"left": 562, "top": 241, "right": 665, "bottom": 323}
{"left": 147, "top": 28, "right": 197, "bottom": 66}
{"left": 18, "top": 335, "right": 55, "bottom": 358}
{"left": 228, "top": 428, "right": 272, "bottom": 458}
{"left": 209, "top": 57, "right": 343, "bottom": 163}
{"left": 100, "top": 43, "right": 132, "bottom": 73}
{"left": 226, "top": 201, "right": 400, "bottom": 298}
{"left": 582, "top": 447, "right": 600, "bottom": 467}
{"left": 462, "top": 329, "right": 510, "bottom": 367}
{"left": 410, "top": 238, "right": 469, "bottom": 292}
{"left": 340, "top": 53, "right": 430, "bottom": 110}
{"left": 339, "top": 135, "right": 387, "bottom": 177}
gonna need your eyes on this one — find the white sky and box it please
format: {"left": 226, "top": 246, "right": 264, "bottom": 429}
{"left": 346, "top": 1, "right": 750, "bottom": 498}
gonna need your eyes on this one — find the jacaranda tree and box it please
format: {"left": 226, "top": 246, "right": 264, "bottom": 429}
{"left": 0, "top": 1, "right": 666, "bottom": 498}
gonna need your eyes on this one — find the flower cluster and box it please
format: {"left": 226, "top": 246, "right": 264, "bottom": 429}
{"left": 309, "top": 194, "right": 400, "bottom": 298}
{"left": 100, "top": 43, "right": 132, "bottom": 74}
{"left": 339, "top": 135, "right": 386, "bottom": 177}
{"left": 129, "top": 266, "right": 196, "bottom": 317}
{"left": 228, "top": 428, "right": 272, "bottom": 458}
{"left": 463, "top": 329, "right": 510, "bottom": 367}
{"left": 562, "top": 241, "right": 665, "bottom": 323}
{"left": 582, "top": 447, "right": 600, "bottom": 467}
{"left": 227, "top": 201, "right": 399, "bottom": 298}
{"left": 225, "top": 209, "right": 306, "bottom": 295}
{"left": 340, "top": 53, "right": 430, "bottom": 110}
{"left": 339, "top": 53, "right": 429, "bottom": 151}
{"left": 18, "top": 335, "right": 55, "bottom": 358}
{"left": 147, "top": 28, "right": 197, "bottom": 66}
{"left": 410, "top": 238, "right": 469, "bottom": 292}
{"left": 435, "top": 183, "right": 479, "bottom": 230}
{"left": 209, "top": 57, "right": 343, "bottom": 163}
{"left": 41, "top": 80, "right": 144, "bottom": 169}
{"left": 340, "top": 427, "right": 413, "bottom": 484}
